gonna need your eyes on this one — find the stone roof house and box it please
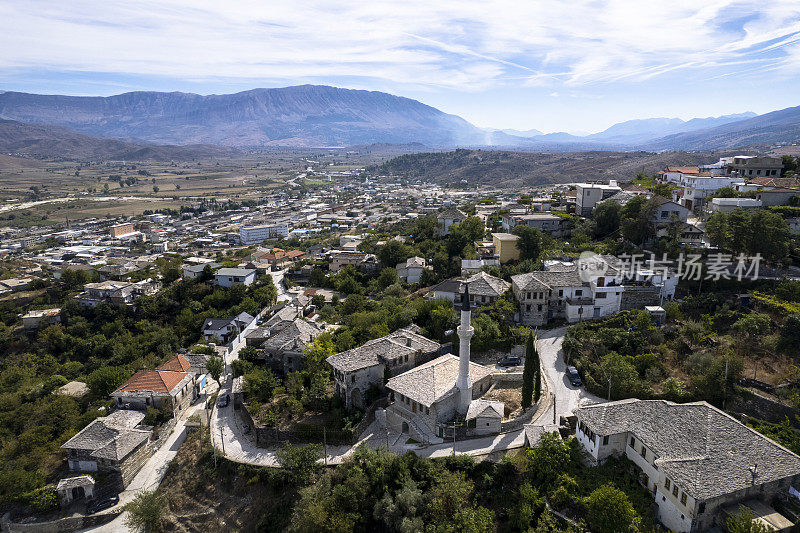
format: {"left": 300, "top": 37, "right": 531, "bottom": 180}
{"left": 428, "top": 272, "right": 510, "bottom": 308}
{"left": 385, "top": 354, "right": 494, "bottom": 443}
{"left": 61, "top": 410, "right": 151, "bottom": 490}
{"left": 327, "top": 328, "right": 441, "bottom": 410}
{"left": 437, "top": 208, "right": 467, "bottom": 236}
{"left": 574, "top": 399, "right": 800, "bottom": 532}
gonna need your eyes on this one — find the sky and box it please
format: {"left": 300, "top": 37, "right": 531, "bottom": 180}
{"left": 1, "top": 1, "right": 800, "bottom": 134}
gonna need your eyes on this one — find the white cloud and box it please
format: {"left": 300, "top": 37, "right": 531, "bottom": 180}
{"left": 0, "top": 0, "right": 799, "bottom": 91}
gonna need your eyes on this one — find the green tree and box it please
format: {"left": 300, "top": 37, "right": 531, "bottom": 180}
{"left": 521, "top": 332, "right": 537, "bottom": 409}
{"left": 726, "top": 505, "right": 773, "bottom": 533}
{"left": 585, "top": 484, "right": 638, "bottom": 533}
{"left": 591, "top": 202, "right": 621, "bottom": 239}
{"left": 277, "top": 442, "right": 322, "bottom": 485}
{"left": 124, "top": 490, "right": 166, "bottom": 533}
{"left": 206, "top": 355, "right": 224, "bottom": 387}
{"left": 87, "top": 366, "right": 130, "bottom": 398}
{"left": 512, "top": 225, "right": 542, "bottom": 261}
{"left": 303, "top": 333, "right": 336, "bottom": 374}
{"left": 378, "top": 240, "right": 411, "bottom": 268}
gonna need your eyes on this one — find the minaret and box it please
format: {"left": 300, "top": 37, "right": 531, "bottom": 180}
{"left": 457, "top": 284, "right": 473, "bottom": 415}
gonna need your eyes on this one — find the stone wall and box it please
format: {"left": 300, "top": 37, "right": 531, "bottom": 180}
{"left": 2, "top": 509, "right": 120, "bottom": 533}
{"left": 728, "top": 390, "right": 800, "bottom": 426}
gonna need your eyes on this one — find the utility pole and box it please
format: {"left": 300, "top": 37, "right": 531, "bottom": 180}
{"left": 553, "top": 391, "right": 557, "bottom": 425}
{"left": 220, "top": 426, "right": 226, "bottom": 455}
{"left": 385, "top": 427, "right": 390, "bottom": 450}
{"left": 323, "top": 427, "right": 328, "bottom": 466}
{"left": 607, "top": 377, "right": 612, "bottom": 402}
{"left": 452, "top": 422, "right": 458, "bottom": 456}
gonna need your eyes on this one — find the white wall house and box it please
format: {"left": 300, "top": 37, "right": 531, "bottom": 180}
{"left": 214, "top": 268, "right": 256, "bottom": 287}
{"left": 575, "top": 400, "right": 800, "bottom": 532}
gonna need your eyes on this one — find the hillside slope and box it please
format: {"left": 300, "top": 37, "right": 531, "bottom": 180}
{"left": 0, "top": 86, "right": 486, "bottom": 148}
{"left": 0, "top": 119, "right": 237, "bottom": 160}
{"left": 374, "top": 148, "right": 731, "bottom": 186}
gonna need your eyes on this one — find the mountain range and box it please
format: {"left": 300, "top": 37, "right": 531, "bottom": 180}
{"left": 0, "top": 85, "right": 797, "bottom": 154}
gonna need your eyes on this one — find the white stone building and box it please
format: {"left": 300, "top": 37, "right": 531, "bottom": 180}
{"left": 384, "top": 287, "right": 500, "bottom": 443}
{"left": 574, "top": 399, "right": 800, "bottom": 532}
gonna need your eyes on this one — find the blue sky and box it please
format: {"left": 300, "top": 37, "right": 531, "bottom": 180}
{"left": 1, "top": 0, "right": 799, "bottom": 134}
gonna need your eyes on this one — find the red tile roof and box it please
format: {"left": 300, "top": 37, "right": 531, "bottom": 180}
{"left": 157, "top": 354, "right": 191, "bottom": 373}
{"left": 115, "top": 369, "right": 187, "bottom": 395}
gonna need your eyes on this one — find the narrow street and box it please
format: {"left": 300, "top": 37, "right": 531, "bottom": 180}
{"left": 535, "top": 326, "right": 605, "bottom": 420}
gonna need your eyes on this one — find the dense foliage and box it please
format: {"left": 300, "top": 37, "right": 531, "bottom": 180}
{"left": 0, "top": 271, "right": 276, "bottom": 507}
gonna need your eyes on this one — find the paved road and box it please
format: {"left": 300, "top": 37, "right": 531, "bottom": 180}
{"left": 535, "top": 326, "right": 604, "bottom": 421}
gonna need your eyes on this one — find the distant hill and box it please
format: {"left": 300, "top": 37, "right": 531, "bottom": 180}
{"left": 0, "top": 119, "right": 238, "bottom": 160}
{"left": 373, "top": 148, "right": 727, "bottom": 187}
{"left": 644, "top": 106, "right": 800, "bottom": 150}
{"left": 0, "top": 86, "right": 487, "bottom": 148}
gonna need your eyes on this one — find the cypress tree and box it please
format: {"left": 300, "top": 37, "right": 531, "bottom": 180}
{"left": 521, "top": 332, "right": 535, "bottom": 408}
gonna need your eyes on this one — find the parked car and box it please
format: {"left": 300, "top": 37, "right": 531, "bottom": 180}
{"left": 497, "top": 355, "right": 521, "bottom": 367}
{"left": 217, "top": 394, "right": 230, "bottom": 408}
{"left": 566, "top": 366, "right": 582, "bottom": 387}
{"left": 86, "top": 495, "right": 119, "bottom": 515}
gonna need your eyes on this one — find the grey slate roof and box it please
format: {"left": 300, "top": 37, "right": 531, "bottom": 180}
{"left": 465, "top": 399, "right": 504, "bottom": 420}
{"left": 575, "top": 399, "right": 800, "bottom": 501}
{"left": 524, "top": 423, "right": 560, "bottom": 447}
{"left": 262, "top": 318, "right": 323, "bottom": 352}
{"left": 430, "top": 272, "right": 509, "bottom": 298}
{"left": 437, "top": 208, "right": 467, "bottom": 221}
{"left": 386, "top": 354, "right": 492, "bottom": 407}
{"left": 326, "top": 328, "right": 440, "bottom": 373}
{"left": 61, "top": 410, "right": 150, "bottom": 462}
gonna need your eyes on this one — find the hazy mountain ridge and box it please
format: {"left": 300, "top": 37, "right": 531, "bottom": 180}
{"left": 0, "top": 86, "right": 487, "bottom": 148}
{"left": 643, "top": 106, "right": 800, "bottom": 150}
{"left": 0, "top": 85, "right": 795, "bottom": 151}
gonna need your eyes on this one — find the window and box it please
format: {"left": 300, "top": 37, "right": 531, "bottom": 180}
{"left": 576, "top": 290, "right": 582, "bottom": 296}
{"left": 537, "top": 304, "right": 543, "bottom": 312}
{"left": 602, "top": 435, "right": 609, "bottom": 445}
{"left": 680, "top": 493, "right": 687, "bottom": 506}
{"left": 640, "top": 446, "right": 647, "bottom": 459}
{"left": 665, "top": 479, "right": 671, "bottom": 490}
{"left": 672, "top": 485, "right": 679, "bottom": 497}
{"left": 596, "top": 292, "right": 606, "bottom": 299}
{"left": 699, "top": 502, "right": 706, "bottom": 514}
{"left": 630, "top": 437, "right": 635, "bottom": 447}
{"left": 526, "top": 304, "right": 531, "bottom": 311}
{"left": 661, "top": 211, "right": 669, "bottom": 218}
{"left": 412, "top": 401, "right": 417, "bottom": 413}
{"left": 558, "top": 289, "right": 563, "bottom": 297}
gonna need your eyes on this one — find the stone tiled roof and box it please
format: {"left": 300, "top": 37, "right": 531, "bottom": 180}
{"left": 430, "top": 272, "right": 509, "bottom": 298}
{"left": 386, "top": 354, "right": 493, "bottom": 407}
{"left": 465, "top": 271, "right": 510, "bottom": 297}
{"left": 575, "top": 399, "right": 800, "bottom": 501}
{"left": 437, "top": 208, "right": 467, "bottom": 221}
{"left": 56, "top": 475, "right": 95, "bottom": 491}
{"left": 465, "top": 399, "right": 504, "bottom": 420}
{"left": 61, "top": 410, "right": 150, "bottom": 462}
{"left": 262, "top": 318, "right": 323, "bottom": 352}
{"left": 524, "top": 423, "right": 560, "bottom": 447}
{"left": 512, "top": 255, "right": 622, "bottom": 291}
{"left": 326, "top": 328, "right": 440, "bottom": 373}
